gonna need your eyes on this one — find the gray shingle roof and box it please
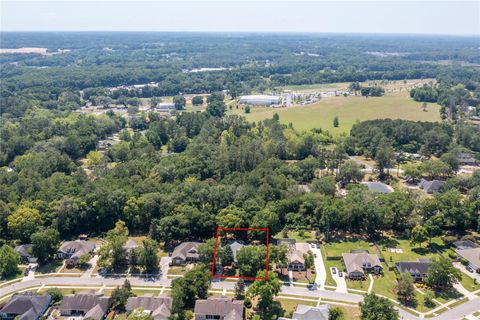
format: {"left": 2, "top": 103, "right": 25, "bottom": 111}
{"left": 59, "top": 291, "right": 111, "bottom": 315}
{"left": 171, "top": 242, "right": 201, "bottom": 261}
{"left": 194, "top": 297, "right": 244, "bottom": 319}
{"left": 58, "top": 240, "right": 95, "bottom": 259}
{"left": 395, "top": 261, "right": 431, "bottom": 276}
{"left": 126, "top": 295, "right": 172, "bottom": 317}
{"left": 342, "top": 252, "right": 381, "bottom": 275}
{"left": 0, "top": 293, "right": 51, "bottom": 320}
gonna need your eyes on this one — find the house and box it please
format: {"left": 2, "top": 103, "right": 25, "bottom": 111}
{"left": 342, "top": 251, "right": 382, "bottom": 279}
{"left": 455, "top": 247, "right": 480, "bottom": 273}
{"left": 0, "top": 293, "right": 50, "bottom": 320}
{"left": 194, "top": 297, "right": 245, "bottom": 320}
{"left": 229, "top": 241, "right": 245, "bottom": 262}
{"left": 278, "top": 304, "right": 329, "bottom": 320}
{"left": 362, "top": 182, "right": 393, "bottom": 193}
{"left": 57, "top": 240, "right": 96, "bottom": 264}
{"left": 395, "top": 259, "right": 432, "bottom": 282}
{"left": 59, "top": 291, "right": 112, "bottom": 320}
{"left": 126, "top": 294, "right": 172, "bottom": 320}
{"left": 170, "top": 242, "right": 201, "bottom": 265}
{"left": 14, "top": 244, "right": 37, "bottom": 264}
{"left": 287, "top": 243, "right": 310, "bottom": 271}
{"left": 457, "top": 153, "right": 477, "bottom": 166}
{"left": 453, "top": 240, "right": 479, "bottom": 250}
{"left": 418, "top": 179, "right": 444, "bottom": 194}
{"left": 123, "top": 239, "right": 139, "bottom": 253}
{"left": 239, "top": 95, "right": 281, "bottom": 106}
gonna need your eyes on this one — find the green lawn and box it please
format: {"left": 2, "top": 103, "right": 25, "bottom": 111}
{"left": 167, "top": 266, "right": 188, "bottom": 275}
{"left": 370, "top": 266, "right": 398, "bottom": 299}
{"left": 321, "top": 256, "right": 344, "bottom": 287}
{"left": 459, "top": 273, "right": 480, "bottom": 292}
{"left": 324, "top": 239, "right": 374, "bottom": 258}
{"left": 378, "top": 237, "right": 445, "bottom": 264}
{"left": 346, "top": 277, "right": 370, "bottom": 291}
{"left": 227, "top": 91, "right": 441, "bottom": 134}
{"left": 36, "top": 260, "right": 63, "bottom": 274}
{"left": 274, "top": 230, "right": 315, "bottom": 241}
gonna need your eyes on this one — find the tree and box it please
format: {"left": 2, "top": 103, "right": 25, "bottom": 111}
{"left": 397, "top": 273, "right": 415, "bottom": 305}
{"left": 98, "top": 220, "right": 129, "bottom": 271}
{"left": 234, "top": 278, "right": 245, "bottom": 300}
{"left": 248, "top": 270, "right": 281, "bottom": 314}
{"left": 337, "top": 160, "right": 364, "bottom": 186}
{"left": 236, "top": 245, "right": 267, "bottom": 277}
{"left": 311, "top": 175, "right": 337, "bottom": 196}
{"left": 207, "top": 100, "right": 226, "bottom": 117}
{"left": 7, "top": 207, "right": 42, "bottom": 243}
{"left": 112, "top": 279, "right": 133, "bottom": 310}
{"left": 223, "top": 245, "right": 234, "bottom": 266}
{"left": 173, "top": 95, "right": 186, "bottom": 110}
{"left": 245, "top": 105, "right": 251, "bottom": 114}
{"left": 360, "top": 293, "right": 399, "bottom": 320}
{"left": 0, "top": 245, "right": 20, "bottom": 278}
{"left": 171, "top": 265, "right": 211, "bottom": 315}
{"left": 31, "top": 228, "right": 60, "bottom": 264}
{"left": 138, "top": 237, "right": 159, "bottom": 273}
{"left": 424, "top": 257, "right": 462, "bottom": 289}
{"left": 128, "top": 308, "right": 153, "bottom": 320}
{"left": 375, "top": 145, "right": 395, "bottom": 179}
{"left": 329, "top": 307, "right": 345, "bottom": 320}
{"left": 47, "top": 288, "right": 63, "bottom": 304}
{"left": 403, "top": 163, "right": 422, "bottom": 182}
{"left": 191, "top": 96, "right": 204, "bottom": 106}
{"left": 77, "top": 253, "right": 91, "bottom": 268}
{"left": 333, "top": 116, "right": 339, "bottom": 128}
{"left": 410, "top": 224, "right": 428, "bottom": 248}
{"left": 86, "top": 150, "right": 106, "bottom": 166}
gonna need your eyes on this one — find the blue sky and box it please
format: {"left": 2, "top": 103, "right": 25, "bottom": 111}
{"left": 1, "top": 0, "right": 479, "bottom": 35}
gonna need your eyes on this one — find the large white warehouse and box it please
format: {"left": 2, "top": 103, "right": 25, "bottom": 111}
{"left": 239, "top": 95, "right": 281, "bottom": 106}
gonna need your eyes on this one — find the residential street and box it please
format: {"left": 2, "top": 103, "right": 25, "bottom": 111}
{"left": 1, "top": 275, "right": 479, "bottom": 320}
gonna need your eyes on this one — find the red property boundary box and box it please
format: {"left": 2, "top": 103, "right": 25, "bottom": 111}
{"left": 211, "top": 227, "right": 269, "bottom": 281}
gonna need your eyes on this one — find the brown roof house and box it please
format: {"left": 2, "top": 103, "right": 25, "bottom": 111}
{"left": 194, "top": 297, "right": 245, "bottom": 320}
{"left": 14, "top": 244, "right": 37, "bottom": 264}
{"left": 0, "top": 293, "right": 51, "bottom": 320}
{"left": 126, "top": 294, "right": 172, "bottom": 320}
{"left": 342, "top": 251, "right": 382, "bottom": 279}
{"left": 58, "top": 291, "right": 112, "bottom": 320}
{"left": 170, "top": 242, "right": 201, "bottom": 265}
{"left": 287, "top": 243, "right": 311, "bottom": 271}
{"left": 57, "top": 240, "right": 96, "bottom": 265}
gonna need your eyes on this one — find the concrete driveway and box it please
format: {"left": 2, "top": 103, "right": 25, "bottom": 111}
{"left": 454, "top": 262, "right": 480, "bottom": 283}
{"left": 160, "top": 257, "right": 171, "bottom": 279}
{"left": 309, "top": 244, "right": 326, "bottom": 288}
{"left": 330, "top": 267, "right": 347, "bottom": 293}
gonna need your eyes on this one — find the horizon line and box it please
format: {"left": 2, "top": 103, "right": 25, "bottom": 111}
{"left": 0, "top": 30, "right": 479, "bottom": 37}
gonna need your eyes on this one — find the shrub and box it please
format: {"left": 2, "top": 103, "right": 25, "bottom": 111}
{"left": 443, "top": 236, "right": 457, "bottom": 246}
{"left": 46, "top": 288, "right": 63, "bottom": 304}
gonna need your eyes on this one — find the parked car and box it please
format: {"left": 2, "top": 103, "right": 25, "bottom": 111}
{"left": 332, "top": 267, "right": 337, "bottom": 274}
{"left": 338, "top": 271, "right": 343, "bottom": 277}
{"left": 466, "top": 266, "right": 474, "bottom": 273}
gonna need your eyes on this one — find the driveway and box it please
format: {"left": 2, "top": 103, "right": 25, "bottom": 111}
{"left": 454, "top": 262, "right": 480, "bottom": 283}
{"left": 330, "top": 267, "right": 347, "bottom": 293}
{"left": 160, "top": 257, "right": 171, "bottom": 279}
{"left": 81, "top": 255, "right": 99, "bottom": 278}
{"left": 310, "top": 244, "right": 326, "bottom": 288}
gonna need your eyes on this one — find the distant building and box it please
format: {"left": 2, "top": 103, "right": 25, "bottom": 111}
{"left": 418, "top": 179, "right": 444, "bottom": 194}
{"left": 343, "top": 251, "right": 382, "bottom": 279}
{"left": 14, "top": 244, "right": 37, "bottom": 264}
{"left": 0, "top": 293, "right": 51, "bottom": 320}
{"left": 154, "top": 103, "right": 175, "bottom": 112}
{"left": 239, "top": 95, "right": 281, "bottom": 106}
{"left": 362, "top": 182, "right": 393, "bottom": 193}
{"left": 395, "top": 259, "right": 432, "bottom": 282}
{"left": 194, "top": 297, "right": 245, "bottom": 320}
{"left": 278, "top": 304, "right": 329, "bottom": 320}
{"left": 57, "top": 240, "right": 96, "bottom": 264}
{"left": 457, "top": 153, "right": 477, "bottom": 166}
{"left": 59, "top": 291, "right": 112, "bottom": 320}
{"left": 170, "top": 242, "right": 201, "bottom": 265}
{"left": 126, "top": 294, "right": 172, "bottom": 320}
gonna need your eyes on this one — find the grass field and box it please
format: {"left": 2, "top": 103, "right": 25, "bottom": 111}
{"left": 227, "top": 78, "right": 440, "bottom": 134}
{"left": 324, "top": 239, "right": 374, "bottom": 258}
{"left": 378, "top": 237, "right": 445, "bottom": 264}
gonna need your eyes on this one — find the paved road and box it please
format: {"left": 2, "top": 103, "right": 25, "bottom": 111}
{"left": 2, "top": 276, "right": 479, "bottom": 320}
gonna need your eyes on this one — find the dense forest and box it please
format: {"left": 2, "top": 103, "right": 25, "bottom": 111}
{"left": 1, "top": 33, "right": 480, "bottom": 248}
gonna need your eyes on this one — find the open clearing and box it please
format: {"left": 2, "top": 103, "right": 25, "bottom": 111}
{"left": 227, "top": 79, "right": 441, "bottom": 134}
